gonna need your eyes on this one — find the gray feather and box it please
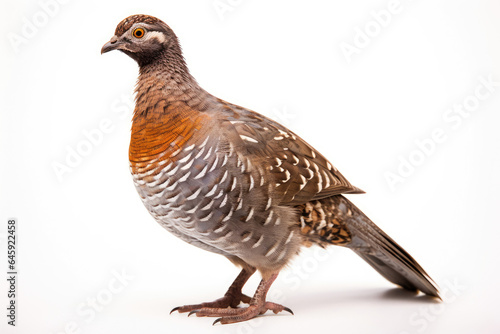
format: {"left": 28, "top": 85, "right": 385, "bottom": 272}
{"left": 340, "top": 196, "right": 441, "bottom": 298}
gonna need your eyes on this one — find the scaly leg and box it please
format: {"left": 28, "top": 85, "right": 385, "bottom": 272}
{"left": 193, "top": 272, "right": 293, "bottom": 325}
{"left": 170, "top": 267, "right": 256, "bottom": 314}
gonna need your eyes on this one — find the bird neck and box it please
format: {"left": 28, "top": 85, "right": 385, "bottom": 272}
{"left": 134, "top": 45, "right": 211, "bottom": 118}
{"left": 130, "top": 44, "right": 213, "bottom": 168}
{"left": 138, "top": 42, "right": 191, "bottom": 82}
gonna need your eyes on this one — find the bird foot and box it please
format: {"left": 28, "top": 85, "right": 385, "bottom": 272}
{"left": 195, "top": 301, "right": 293, "bottom": 325}
{"left": 172, "top": 271, "right": 291, "bottom": 324}
{"left": 170, "top": 292, "right": 252, "bottom": 314}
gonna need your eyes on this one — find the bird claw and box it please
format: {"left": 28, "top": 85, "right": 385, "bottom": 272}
{"left": 169, "top": 292, "right": 251, "bottom": 315}
{"left": 188, "top": 310, "right": 199, "bottom": 317}
{"left": 184, "top": 302, "right": 293, "bottom": 324}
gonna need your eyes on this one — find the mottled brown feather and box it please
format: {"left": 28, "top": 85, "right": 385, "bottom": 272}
{"left": 115, "top": 14, "right": 160, "bottom": 36}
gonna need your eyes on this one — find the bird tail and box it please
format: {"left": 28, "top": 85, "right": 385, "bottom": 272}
{"left": 338, "top": 195, "right": 441, "bottom": 298}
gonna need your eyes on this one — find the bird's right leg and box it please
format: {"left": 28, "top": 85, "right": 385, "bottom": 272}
{"left": 170, "top": 267, "right": 256, "bottom": 314}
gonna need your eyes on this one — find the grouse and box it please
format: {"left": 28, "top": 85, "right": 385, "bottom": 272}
{"left": 101, "top": 14, "right": 440, "bottom": 325}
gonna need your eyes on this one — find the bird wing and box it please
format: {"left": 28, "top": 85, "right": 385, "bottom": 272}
{"left": 217, "top": 101, "right": 364, "bottom": 206}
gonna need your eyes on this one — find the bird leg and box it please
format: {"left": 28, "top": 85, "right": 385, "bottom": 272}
{"left": 193, "top": 272, "right": 293, "bottom": 325}
{"left": 170, "top": 268, "right": 255, "bottom": 314}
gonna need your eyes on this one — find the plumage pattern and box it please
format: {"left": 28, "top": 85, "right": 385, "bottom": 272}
{"left": 101, "top": 14, "right": 440, "bottom": 325}
{"left": 114, "top": 14, "right": 160, "bottom": 36}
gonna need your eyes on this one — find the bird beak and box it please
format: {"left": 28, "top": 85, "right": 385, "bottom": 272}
{"left": 101, "top": 36, "right": 121, "bottom": 54}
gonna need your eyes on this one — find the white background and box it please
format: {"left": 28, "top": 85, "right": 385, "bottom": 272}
{"left": 1, "top": 0, "right": 499, "bottom": 333}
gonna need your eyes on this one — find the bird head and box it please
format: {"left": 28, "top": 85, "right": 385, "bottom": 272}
{"left": 101, "top": 14, "right": 178, "bottom": 66}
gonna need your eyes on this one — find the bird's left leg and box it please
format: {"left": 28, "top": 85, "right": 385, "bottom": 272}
{"left": 171, "top": 267, "right": 255, "bottom": 314}
{"left": 193, "top": 272, "right": 293, "bottom": 324}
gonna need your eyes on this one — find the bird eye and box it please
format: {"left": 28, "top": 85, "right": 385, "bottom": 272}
{"left": 133, "top": 28, "right": 145, "bottom": 38}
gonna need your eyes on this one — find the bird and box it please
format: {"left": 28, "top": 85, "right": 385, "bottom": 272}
{"left": 101, "top": 14, "right": 440, "bottom": 325}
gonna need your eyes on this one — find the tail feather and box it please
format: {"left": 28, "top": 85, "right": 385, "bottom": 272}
{"left": 339, "top": 196, "right": 441, "bottom": 298}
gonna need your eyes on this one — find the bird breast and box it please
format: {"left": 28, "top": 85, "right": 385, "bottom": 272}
{"left": 129, "top": 120, "right": 301, "bottom": 271}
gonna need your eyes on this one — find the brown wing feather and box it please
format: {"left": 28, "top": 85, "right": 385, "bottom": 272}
{"left": 215, "top": 100, "right": 364, "bottom": 206}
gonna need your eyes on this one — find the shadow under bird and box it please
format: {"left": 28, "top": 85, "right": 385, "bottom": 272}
{"left": 101, "top": 14, "right": 440, "bottom": 325}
